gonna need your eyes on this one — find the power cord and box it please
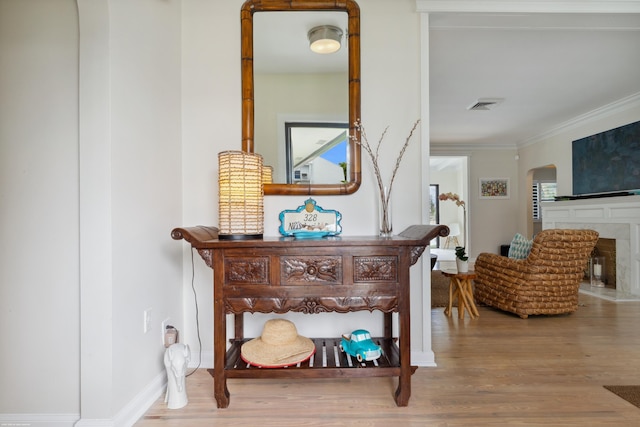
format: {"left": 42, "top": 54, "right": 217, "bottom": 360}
{"left": 186, "top": 247, "right": 202, "bottom": 377}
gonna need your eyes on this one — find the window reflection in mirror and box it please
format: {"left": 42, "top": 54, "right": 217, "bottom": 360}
{"left": 253, "top": 11, "right": 349, "bottom": 185}
{"left": 285, "top": 122, "right": 349, "bottom": 184}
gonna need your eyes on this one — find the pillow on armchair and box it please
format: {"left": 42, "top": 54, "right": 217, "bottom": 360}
{"left": 507, "top": 233, "right": 533, "bottom": 259}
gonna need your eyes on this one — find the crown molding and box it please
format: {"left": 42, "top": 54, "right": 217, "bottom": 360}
{"left": 430, "top": 142, "right": 517, "bottom": 153}
{"left": 417, "top": 1, "right": 640, "bottom": 14}
{"left": 518, "top": 92, "right": 640, "bottom": 148}
{"left": 430, "top": 93, "right": 640, "bottom": 152}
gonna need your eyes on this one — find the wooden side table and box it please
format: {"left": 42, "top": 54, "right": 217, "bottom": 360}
{"left": 441, "top": 270, "right": 479, "bottom": 319}
{"left": 172, "top": 224, "right": 450, "bottom": 408}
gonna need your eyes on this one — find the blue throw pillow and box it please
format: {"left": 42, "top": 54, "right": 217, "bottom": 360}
{"left": 508, "top": 233, "right": 533, "bottom": 259}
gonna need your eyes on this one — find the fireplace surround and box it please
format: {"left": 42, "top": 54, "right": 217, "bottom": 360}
{"left": 541, "top": 195, "right": 640, "bottom": 297}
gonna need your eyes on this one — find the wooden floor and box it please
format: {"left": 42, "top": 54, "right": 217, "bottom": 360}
{"left": 136, "top": 294, "right": 640, "bottom": 426}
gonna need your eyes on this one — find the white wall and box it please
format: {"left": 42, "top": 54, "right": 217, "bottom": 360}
{"left": 0, "top": 0, "right": 80, "bottom": 416}
{"left": 517, "top": 100, "right": 640, "bottom": 235}
{"left": 431, "top": 149, "right": 520, "bottom": 258}
{"left": 77, "top": 0, "right": 184, "bottom": 422}
{"left": 1, "top": 0, "right": 184, "bottom": 425}
{"left": 470, "top": 149, "right": 520, "bottom": 256}
{"left": 108, "top": 0, "right": 183, "bottom": 417}
{"left": 181, "top": 0, "right": 429, "bottom": 366}
{"left": 79, "top": 0, "right": 184, "bottom": 423}
{"left": 14, "top": 0, "right": 632, "bottom": 423}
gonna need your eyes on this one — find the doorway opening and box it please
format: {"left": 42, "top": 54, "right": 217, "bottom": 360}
{"left": 429, "top": 156, "right": 468, "bottom": 260}
{"left": 529, "top": 165, "right": 557, "bottom": 236}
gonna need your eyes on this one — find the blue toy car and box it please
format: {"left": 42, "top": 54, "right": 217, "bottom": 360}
{"left": 339, "top": 329, "right": 382, "bottom": 362}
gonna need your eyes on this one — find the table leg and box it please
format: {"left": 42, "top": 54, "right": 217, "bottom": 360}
{"left": 213, "top": 252, "right": 230, "bottom": 408}
{"left": 394, "top": 334, "right": 411, "bottom": 407}
{"left": 470, "top": 299, "right": 480, "bottom": 317}
{"left": 445, "top": 279, "right": 454, "bottom": 316}
{"left": 213, "top": 316, "right": 230, "bottom": 407}
{"left": 459, "top": 283, "right": 470, "bottom": 319}
{"left": 234, "top": 313, "right": 244, "bottom": 340}
{"left": 384, "top": 312, "right": 393, "bottom": 339}
{"left": 457, "top": 280, "right": 466, "bottom": 319}
{"left": 457, "top": 279, "right": 478, "bottom": 319}
{"left": 461, "top": 280, "right": 479, "bottom": 318}
{"left": 394, "top": 251, "right": 411, "bottom": 407}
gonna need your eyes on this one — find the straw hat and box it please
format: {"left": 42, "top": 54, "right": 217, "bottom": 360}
{"left": 241, "top": 319, "right": 315, "bottom": 368}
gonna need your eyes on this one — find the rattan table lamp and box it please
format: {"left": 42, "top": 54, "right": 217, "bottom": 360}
{"left": 262, "top": 165, "right": 273, "bottom": 184}
{"left": 218, "top": 150, "right": 264, "bottom": 240}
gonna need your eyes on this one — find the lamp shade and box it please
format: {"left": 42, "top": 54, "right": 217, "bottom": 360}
{"left": 218, "top": 151, "right": 264, "bottom": 240}
{"left": 262, "top": 165, "right": 273, "bottom": 184}
{"left": 308, "top": 25, "right": 343, "bottom": 54}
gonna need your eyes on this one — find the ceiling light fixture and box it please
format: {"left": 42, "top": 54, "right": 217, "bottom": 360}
{"left": 308, "top": 25, "right": 343, "bottom": 54}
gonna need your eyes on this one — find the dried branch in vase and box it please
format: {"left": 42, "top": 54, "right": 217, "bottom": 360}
{"left": 352, "top": 119, "right": 421, "bottom": 236}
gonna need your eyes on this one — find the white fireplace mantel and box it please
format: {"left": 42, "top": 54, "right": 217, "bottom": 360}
{"left": 542, "top": 195, "right": 640, "bottom": 297}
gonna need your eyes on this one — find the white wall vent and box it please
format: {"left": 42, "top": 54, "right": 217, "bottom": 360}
{"left": 467, "top": 98, "right": 504, "bottom": 111}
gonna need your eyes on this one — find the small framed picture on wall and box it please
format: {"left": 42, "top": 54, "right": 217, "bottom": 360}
{"left": 479, "top": 178, "right": 510, "bottom": 199}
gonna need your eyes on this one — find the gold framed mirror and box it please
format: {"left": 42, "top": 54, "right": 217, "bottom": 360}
{"left": 241, "top": 0, "right": 361, "bottom": 196}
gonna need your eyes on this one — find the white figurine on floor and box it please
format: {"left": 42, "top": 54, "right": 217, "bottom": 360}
{"left": 164, "top": 343, "right": 191, "bottom": 409}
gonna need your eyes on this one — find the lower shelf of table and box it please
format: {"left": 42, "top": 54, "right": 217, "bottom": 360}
{"left": 215, "top": 337, "right": 417, "bottom": 379}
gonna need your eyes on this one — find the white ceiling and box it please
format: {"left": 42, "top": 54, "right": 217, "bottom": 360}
{"left": 429, "top": 12, "right": 640, "bottom": 148}
{"left": 252, "top": 7, "right": 640, "bottom": 149}
{"left": 254, "top": 11, "right": 348, "bottom": 74}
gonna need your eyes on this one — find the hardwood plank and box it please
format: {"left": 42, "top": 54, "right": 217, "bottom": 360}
{"left": 136, "top": 294, "right": 640, "bottom": 425}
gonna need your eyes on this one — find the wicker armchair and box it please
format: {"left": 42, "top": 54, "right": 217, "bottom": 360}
{"left": 474, "top": 229, "right": 599, "bottom": 319}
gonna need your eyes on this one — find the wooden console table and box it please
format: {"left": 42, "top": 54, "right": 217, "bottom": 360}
{"left": 171, "top": 224, "right": 448, "bottom": 408}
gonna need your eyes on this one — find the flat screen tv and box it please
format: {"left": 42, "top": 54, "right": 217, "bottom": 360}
{"left": 572, "top": 119, "right": 640, "bottom": 196}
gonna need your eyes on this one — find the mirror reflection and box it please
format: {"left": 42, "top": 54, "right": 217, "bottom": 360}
{"left": 285, "top": 122, "right": 349, "bottom": 184}
{"left": 253, "top": 11, "right": 349, "bottom": 185}
{"left": 241, "top": 0, "right": 361, "bottom": 196}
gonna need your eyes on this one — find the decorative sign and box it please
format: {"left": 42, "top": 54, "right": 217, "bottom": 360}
{"left": 279, "top": 198, "right": 342, "bottom": 238}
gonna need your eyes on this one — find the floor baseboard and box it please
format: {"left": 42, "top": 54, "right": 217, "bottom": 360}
{"left": 0, "top": 413, "right": 79, "bottom": 427}
{"left": 112, "top": 371, "right": 166, "bottom": 427}
{"left": 72, "top": 371, "right": 165, "bottom": 427}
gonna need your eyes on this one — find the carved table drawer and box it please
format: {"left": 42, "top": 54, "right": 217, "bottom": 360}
{"left": 280, "top": 256, "right": 342, "bottom": 285}
{"left": 224, "top": 256, "right": 270, "bottom": 285}
{"left": 354, "top": 255, "right": 398, "bottom": 282}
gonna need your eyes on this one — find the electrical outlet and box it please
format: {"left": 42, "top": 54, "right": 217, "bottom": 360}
{"left": 161, "top": 318, "right": 171, "bottom": 345}
{"left": 143, "top": 308, "right": 152, "bottom": 334}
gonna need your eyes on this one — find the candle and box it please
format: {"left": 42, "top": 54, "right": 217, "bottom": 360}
{"left": 593, "top": 264, "right": 602, "bottom": 276}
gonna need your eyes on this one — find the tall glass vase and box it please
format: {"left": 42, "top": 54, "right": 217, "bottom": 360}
{"left": 379, "top": 186, "right": 393, "bottom": 237}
